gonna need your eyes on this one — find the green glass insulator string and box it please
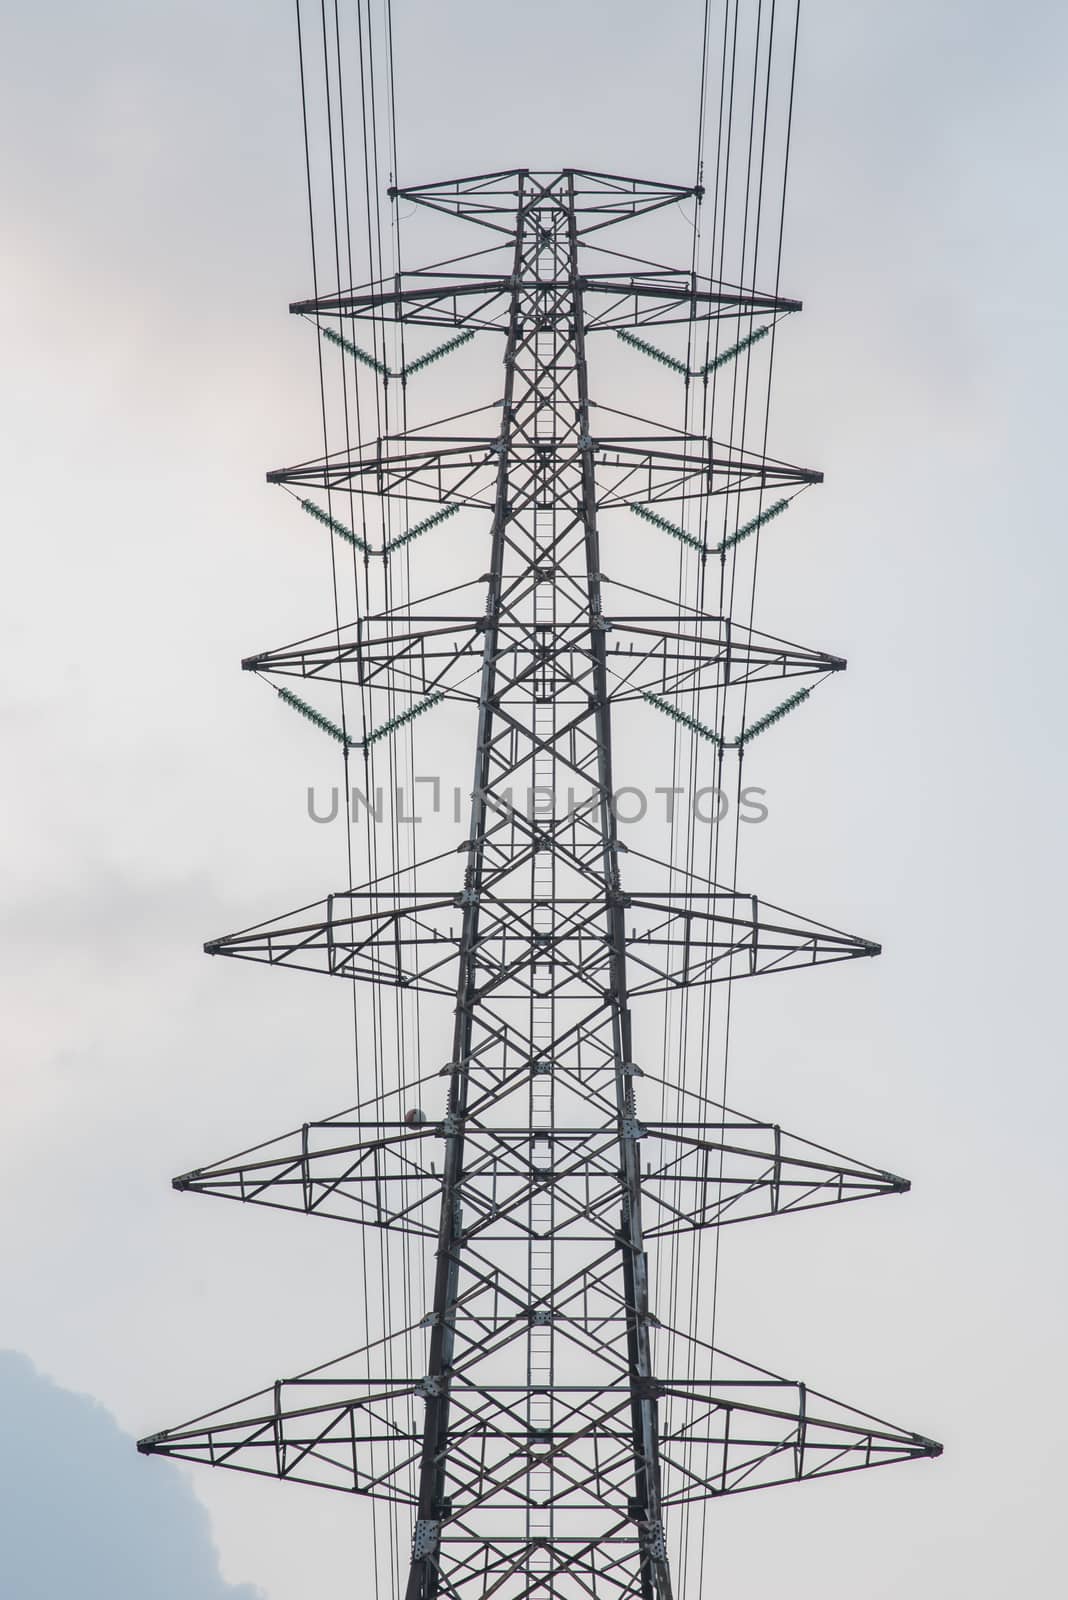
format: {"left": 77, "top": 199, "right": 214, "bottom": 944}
{"left": 713, "top": 498, "right": 790, "bottom": 556}
{"left": 641, "top": 691, "right": 724, "bottom": 746}
{"left": 316, "top": 322, "right": 474, "bottom": 382}
{"left": 616, "top": 311, "right": 794, "bottom": 380}
{"left": 399, "top": 329, "right": 474, "bottom": 379}
{"left": 736, "top": 687, "right": 811, "bottom": 748}
{"left": 642, "top": 685, "right": 812, "bottom": 750}
{"left": 616, "top": 327, "right": 690, "bottom": 376}
{"left": 628, "top": 502, "right": 705, "bottom": 554}
{"left": 696, "top": 320, "right": 772, "bottom": 379}
{"left": 276, "top": 684, "right": 447, "bottom": 755}
{"left": 300, "top": 497, "right": 373, "bottom": 556}
{"left": 299, "top": 496, "right": 458, "bottom": 558}
{"left": 383, "top": 502, "right": 460, "bottom": 556}
{"left": 628, "top": 497, "right": 792, "bottom": 559}
{"left": 363, "top": 690, "right": 445, "bottom": 751}
{"left": 319, "top": 323, "right": 389, "bottom": 377}
{"left": 276, "top": 685, "right": 353, "bottom": 750}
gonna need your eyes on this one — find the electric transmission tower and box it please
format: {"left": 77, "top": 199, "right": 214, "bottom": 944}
{"left": 140, "top": 168, "right": 940, "bottom": 1599}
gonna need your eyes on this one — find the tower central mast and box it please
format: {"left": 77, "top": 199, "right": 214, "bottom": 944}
{"left": 406, "top": 168, "right": 671, "bottom": 1600}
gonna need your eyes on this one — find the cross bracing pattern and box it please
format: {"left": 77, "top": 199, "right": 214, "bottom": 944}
{"left": 174, "top": 1108, "right": 909, "bottom": 1239}
{"left": 242, "top": 605, "right": 845, "bottom": 708}
{"left": 140, "top": 1352, "right": 939, "bottom": 1512}
{"left": 201, "top": 878, "right": 878, "bottom": 995}
{"left": 141, "top": 160, "right": 940, "bottom": 1598}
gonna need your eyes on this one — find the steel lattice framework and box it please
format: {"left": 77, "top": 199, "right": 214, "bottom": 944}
{"left": 140, "top": 169, "right": 940, "bottom": 1599}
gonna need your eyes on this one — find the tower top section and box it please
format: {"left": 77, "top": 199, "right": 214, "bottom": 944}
{"left": 388, "top": 167, "right": 702, "bottom": 234}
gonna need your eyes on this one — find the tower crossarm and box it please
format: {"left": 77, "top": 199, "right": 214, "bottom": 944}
{"left": 173, "top": 1112, "right": 909, "bottom": 1240}
{"left": 265, "top": 433, "right": 820, "bottom": 508}
{"left": 240, "top": 609, "right": 845, "bottom": 707}
{"left": 292, "top": 271, "right": 799, "bottom": 331}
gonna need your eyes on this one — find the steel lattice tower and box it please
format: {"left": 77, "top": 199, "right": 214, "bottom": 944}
{"left": 140, "top": 169, "right": 940, "bottom": 1600}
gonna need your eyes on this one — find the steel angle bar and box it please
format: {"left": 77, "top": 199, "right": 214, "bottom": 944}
{"left": 267, "top": 438, "right": 501, "bottom": 507}
{"left": 292, "top": 270, "right": 798, "bottom": 334}
{"left": 242, "top": 613, "right": 486, "bottom": 701}
{"left": 139, "top": 1371, "right": 936, "bottom": 1505}
{"left": 242, "top": 610, "right": 844, "bottom": 704}
{"left": 203, "top": 891, "right": 464, "bottom": 992}
{"left": 618, "top": 891, "right": 880, "bottom": 992}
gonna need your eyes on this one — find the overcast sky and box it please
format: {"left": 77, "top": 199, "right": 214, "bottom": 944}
{"left": 2, "top": 1, "right": 1067, "bottom": 1595}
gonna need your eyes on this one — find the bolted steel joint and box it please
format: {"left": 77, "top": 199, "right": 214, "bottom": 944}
{"left": 412, "top": 1519, "right": 441, "bottom": 1559}
{"left": 640, "top": 1520, "right": 668, "bottom": 1562}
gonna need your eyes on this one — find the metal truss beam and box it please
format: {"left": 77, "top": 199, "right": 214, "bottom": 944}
{"left": 265, "top": 433, "right": 821, "bottom": 509}
{"left": 174, "top": 1110, "right": 908, "bottom": 1239}
{"left": 292, "top": 272, "right": 800, "bottom": 331}
{"left": 242, "top": 608, "right": 844, "bottom": 708}
{"left": 203, "top": 883, "right": 878, "bottom": 995}
{"left": 387, "top": 168, "right": 701, "bottom": 237}
{"left": 139, "top": 1355, "right": 940, "bottom": 1509}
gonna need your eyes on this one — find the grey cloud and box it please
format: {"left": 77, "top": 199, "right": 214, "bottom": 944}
{"left": 0, "top": 1351, "right": 263, "bottom": 1600}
